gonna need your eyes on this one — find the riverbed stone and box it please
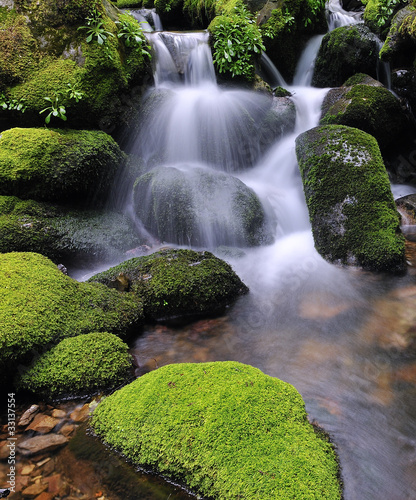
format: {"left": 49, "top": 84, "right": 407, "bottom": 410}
{"left": 26, "top": 415, "right": 60, "bottom": 434}
{"left": 312, "top": 24, "right": 379, "bottom": 87}
{"left": 17, "top": 434, "right": 69, "bottom": 457}
{"left": 295, "top": 125, "right": 406, "bottom": 272}
{"left": 91, "top": 361, "right": 342, "bottom": 499}
{"left": 88, "top": 248, "right": 249, "bottom": 321}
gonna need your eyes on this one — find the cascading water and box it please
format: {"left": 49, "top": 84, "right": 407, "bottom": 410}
{"left": 103, "top": 2, "right": 416, "bottom": 499}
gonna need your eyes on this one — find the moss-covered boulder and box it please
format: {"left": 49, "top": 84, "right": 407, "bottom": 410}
{"left": 363, "top": 0, "right": 407, "bottom": 36}
{"left": 379, "top": 5, "right": 416, "bottom": 65}
{"left": 0, "top": 196, "right": 145, "bottom": 263}
{"left": 0, "top": 128, "right": 125, "bottom": 203}
{"left": 0, "top": 0, "right": 151, "bottom": 131}
{"left": 17, "top": 332, "right": 133, "bottom": 399}
{"left": 320, "top": 83, "right": 411, "bottom": 151}
{"left": 295, "top": 125, "right": 406, "bottom": 272}
{"left": 0, "top": 252, "right": 143, "bottom": 378}
{"left": 312, "top": 24, "right": 380, "bottom": 88}
{"left": 88, "top": 248, "right": 249, "bottom": 320}
{"left": 91, "top": 361, "right": 342, "bottom": 499}
{"left": 133, "top": 165, "right": 275, "bottom": 248}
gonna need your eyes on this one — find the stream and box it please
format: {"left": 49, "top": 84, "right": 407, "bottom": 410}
{"left": 64, "top": 1, "right": 416, "bottom": 499}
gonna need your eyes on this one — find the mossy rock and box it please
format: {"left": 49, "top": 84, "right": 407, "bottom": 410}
{"left": 0, "top": 196, "right": 145, "bottom": 263}
{"left": 0, "top": 252, "right": 143, "bottom": 378}
{"left": 312, "top": 24, "right": 379, "bottom": 88}
{"left": 0, "top": 1, "right": 151, "bottom": 130}
{"left": 91, "top": 361, "right": 342, "bottom": 499}
{"left": 295, "top": 125, "right": 406, "bottom": 273}
{"left": 379, "top": 5, "right": 416, "bottom": 65}
{"left": 363, "top": 0, "right": 407, "bottom": 35}
{"left": 132, "top": 165, "right": 275, "bottom": 248}
{"left": 17, "top": 332, "right": 133, "bottom": 399}
{"left": 320, "top": 83, "right": 411, "bottom": 151}
{"left": 88, "top": 248, "right": 249, "bottom": 320}
{"left": 0, "top": 128, "right": 126, "bottom": 203}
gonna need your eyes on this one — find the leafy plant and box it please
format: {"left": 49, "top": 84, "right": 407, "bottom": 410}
{"left": 304, "top": 0, "right": 326, "bottom": 26}
{"left": 66, "top": 82, "right": 84, "bottom": 102}
{"left": 78, "top": 8, "right": 115, "bottom": 59}
{"left": 116, "top": 13, "right": 152, "bottom": 60}
{"left": 0, "top": 93, "right": 27, "bottom": 113}
{"left": 374, "top": 0, "right": 406, "bottom": 27}
{"left": 39, "top": 95, "right": 67, "bottom": 124}
{"left": 209, "top": 7, "right": 265, "bottom": 80}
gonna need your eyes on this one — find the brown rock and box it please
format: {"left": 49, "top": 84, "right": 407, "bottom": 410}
{"left": 17, "top": 434, "right": 69, "bottom": 457}
{"left": 18, "top": 405, "right": 40, "bottom": 427}
{"left": 26, "top": 415, "right": 60, "bottom": 434}
{"left": 51, "top": 409, "right": 66, "bottom": 419}
{"left": 21, "top": 482, "right": 48, "bottom": 498}
{"left": 59, "top": 423, "right": 75, "bottom": 437}
{"left": 20, "top": 464, "right": 36, "bottom": 475}
{"left": 69, "top": 404, "right": 90, "bottom": 423}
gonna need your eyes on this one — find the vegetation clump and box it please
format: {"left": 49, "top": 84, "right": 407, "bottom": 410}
{"left": 0, "top": 252, "right": 143, "bottom": 377}
{"left": 88, "top": 248, "right": 249, "bottom": 320}
{"left": 295, "top": 125, "right": 406, "bottom": 273}
{"left": 0, "top": 127, "right": 126, "bottom": 203}
{"left": 91, "top": 361, "right": 342, "bottom": 499}
{"left": 17, "top": 332, "right": 133, "bottom": 399}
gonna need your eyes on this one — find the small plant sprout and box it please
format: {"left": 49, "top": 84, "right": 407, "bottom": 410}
{"left": 39, "top": 96, "right": 67, "bottom": 124}
{"left": 66, "top": 83, "right": 84, "bottom": 102}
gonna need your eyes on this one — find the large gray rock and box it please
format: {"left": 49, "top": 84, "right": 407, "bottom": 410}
{"left": 133, "top": 165, "right": 275, "bottom": 248}
{"left": 295, "top": 124, "right": 406, "bottom": 273}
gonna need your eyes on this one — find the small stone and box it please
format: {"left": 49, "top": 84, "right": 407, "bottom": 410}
{"left": 35, "top": 458, "right": 50, "bottom": 468}
{"left": 20, "top": 464, "right": 36, "bottom": 475}
{"left": 27, "top": 415, "right": 60, "bottom": 434}
{"left": 69, "top": 404, "right": 90, "bottom": 423}
{"left": 51, "top": 409, "right": 66, "bottom": 419}
{"left": 18, "top": 434, "right": 69, "bottom": 457}
{"left": 21, "top": 482, "right": 48, "bottom": 498}
{"left": 18, "top": 405, "right": 40, "bottom": 427}
{"left": 59, "top": 423, "right": 75, "bottom": 437}
{"left": 44, "top": 473, "right": 64, "bottom": 494}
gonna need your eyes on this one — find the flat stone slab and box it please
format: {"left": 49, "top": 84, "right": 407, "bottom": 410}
{"left": 17, "top": 434, "right": 68, "bottom": 457}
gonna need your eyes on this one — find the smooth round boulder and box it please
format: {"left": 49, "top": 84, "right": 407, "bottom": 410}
{"left": 91, "top": 361, "right": 342, "bottom": 500}
{"left": 133, "top": 165, "right": 275, "bottom": 248}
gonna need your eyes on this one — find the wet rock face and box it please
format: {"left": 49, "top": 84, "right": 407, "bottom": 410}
{"left": 295, "top": 124, "right": 406, "bottom": 273}
{"left": 312, "top": 24, "right": 379, "bottom": 88}
{"left": 132, "top": 165, "right": 275, "bottom": 248}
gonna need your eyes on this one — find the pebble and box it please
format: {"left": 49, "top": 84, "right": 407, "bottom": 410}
{"left": 18, "top": 405, "right": 40, "bottom": 428}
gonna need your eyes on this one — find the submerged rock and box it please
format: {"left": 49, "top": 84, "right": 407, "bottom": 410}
{"left": 17, "top": 332, "right": 133, "bottom": 399}
{"left": 0, "top": 252, "right": 143, "bottom": 380}
{"left": 0, "top": 128, "right": 126, "bottom": 204}
{"left": 91, "top": 361, "right": 342, "bottom": 499}
{"left": 88, "top": 248, "right": 249, "bottom": 320}
{"left": 312, "top": 24, "right": 379, "bottom": 88}
{"left": 132, "top": 165, "right": 275, "bottom": 248}
{"left": 320, "top": 82, "right": 411, "bottom": 151}
{"left": 295, "top": 125, "right": 406, "bottom": 272}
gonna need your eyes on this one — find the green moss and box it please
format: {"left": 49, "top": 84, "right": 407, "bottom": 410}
{"left": 0, "top": 11, "right": 40, "bottom": 87}
{"left": 116, "top": 0, "right": 144, "bottom": 7}
{"left": 363, "top": 0, "right": 407, "bottom": 34}
{"left": 295, "top": 125, "right": 406, "bottom": 272}
{"left": 0, "top": 127, "right": 125, "bottom": 203}
{"left": 91, "top": 361, "right": 342, "bottom": 499}
{"left": 0, "top": 252, "right": 143, "bottom": 376}
{"left": 88, "top": 248, "right": 249, "bottom": 320}
{"left": 320, "top": 84, "right": 409, "bottom": 150}
{"left": 17, "top": 332, "right": 133, "bottom": 398}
